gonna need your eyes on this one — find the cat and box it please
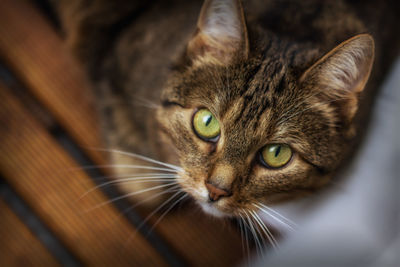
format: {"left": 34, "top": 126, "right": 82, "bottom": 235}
{"left": 52, "top": 0, "right": 399, "bottom": 247}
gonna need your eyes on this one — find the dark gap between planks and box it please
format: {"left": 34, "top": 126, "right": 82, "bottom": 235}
{"left": 0, "top": 60, "right": 187, "bottom": 267}
{"left": 0, "top": 177, "right": 82, "bottom": 267}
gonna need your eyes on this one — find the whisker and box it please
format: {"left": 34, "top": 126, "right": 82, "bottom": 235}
{"left": 147, "top": 193, "right": 188, "bottom": 233}
{"left": 132, "top": 184, "right": 181, "bottom": 210}
{"left": 68, "top": 164, "right": 178, "bottom": 173}
{"left": 138, "top": 190, "right": 182, "bottom": 228}
{"left": 134, "top": 102, "right": 160, "bottom": 109}
{"left": 238, "top": 213, "right": 251, "bottom": 267}
{"left": 118, "top": 184, "right": 182, "bottom": 221}
{"left": 244, "top": 211, "right": 263, "bottom": 258}
{"left": 121, "top": 190, "right": 185, "bottom": 250}
{"left": 132, "top": 97, "right": 160, "bottom": 109}
{"left": 84, "top": 182, "right": 178, "bottom": 212}
{"left": 251, "top": 210, "right": 279, "bottom": 250}
{"left": 255, "top": 203, "right": 297, "bottom": 230}
{"left": 80, "top": 175, "right": 177, "bottom": 199}
{"left": 249, "top": 211, "right": 268, "bottom": 255}
{"left": 237, "top": 218, "right": 246, "bottom": 262}
{"left": 91, "top": 172, "right": 179, "bottom": 181}
{"left": 88, "top": 148, "right": 182, "bottom": 172}
{"left": 100, "top": 184, "right": 181, "bottom": 234}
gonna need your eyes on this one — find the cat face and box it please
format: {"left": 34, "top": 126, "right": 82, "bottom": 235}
{"left": 157, "top": 0, "right": 374, "bottom": 217}
{"left": 158, "top": 59, "right": 328, "bottom": 217}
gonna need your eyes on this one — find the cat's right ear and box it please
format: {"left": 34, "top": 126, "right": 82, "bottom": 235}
{"left": 300, "top": 34, "right": 375, "bottom": 125}
{"left": 187, "top": 0, "right": 249, "bottom": 66}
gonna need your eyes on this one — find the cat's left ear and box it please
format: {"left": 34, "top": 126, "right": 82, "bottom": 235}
{"left": 187, "top": 0, "right": 249, "bottom": 65}
{"left": 301, "top": 34, "right": 374, "bottom": 124}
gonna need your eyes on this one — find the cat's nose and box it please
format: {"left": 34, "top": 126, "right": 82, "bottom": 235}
{"left": 205, "top": 182, "right": 231, "bottom": 202}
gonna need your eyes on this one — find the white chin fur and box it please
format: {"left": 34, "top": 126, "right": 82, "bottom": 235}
{"left": 199, "top": 202, "right": 227, "bottom": 218}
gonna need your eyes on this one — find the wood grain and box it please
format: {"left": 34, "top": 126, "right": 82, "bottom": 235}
{"left": 0, "top": 200, "right": 59, "bottom": 267}
{"left": 0, "top": 85, "right": 166, "bottom": 266}
{"left": 152, "top": 208, "right": 244, "bottom": 267}
{"left": 0, "top": 0, "right": 106, "bottom": 165}
{"left": 0, "top": 0, "right": 244, "bottom": 265}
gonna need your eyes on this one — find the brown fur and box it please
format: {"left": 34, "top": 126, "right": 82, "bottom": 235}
{"left": 53, "top": 0, "right": 399, "bottom": 215}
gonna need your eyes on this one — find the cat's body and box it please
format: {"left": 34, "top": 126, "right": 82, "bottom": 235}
{"left": 54, "top": 0, "right": 399, "bottom": 228}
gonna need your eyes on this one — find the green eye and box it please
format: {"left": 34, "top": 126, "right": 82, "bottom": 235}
{"left": 192, "top": 109, "right": 221, "bottom": 141}
{"left": 261, "top": 144, "right": 292, "bottom": 168}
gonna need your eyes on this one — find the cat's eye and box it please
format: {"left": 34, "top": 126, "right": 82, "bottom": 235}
{"left": 192, "top": 108, "right": 221, "bottom": 141}
{"left": 260, "top": 144, "right": 292, "bottom": 168}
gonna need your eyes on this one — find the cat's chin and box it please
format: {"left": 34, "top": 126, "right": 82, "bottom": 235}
{"left": 198, "top": 202, "right": 229, "bottom": 218}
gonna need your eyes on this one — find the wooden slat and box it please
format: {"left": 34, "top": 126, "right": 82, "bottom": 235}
{"left": 0, "top": 85, "right": 166, "bottom": 266}
{"left": 0, "top": 200, "right": 59, "bottom": 266}
{"left": 0, "top": 0, "right": 105, "bottom": 165}
{"left": 0, "top": 0, "right": 244, "bottom": 265}
{"left": 153, "top": 209, "right": 244, "bottom": 267}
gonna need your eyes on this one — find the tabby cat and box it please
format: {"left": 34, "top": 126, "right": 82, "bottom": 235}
{"left": 53, "top": 0, "right": 399, "bottom": 243}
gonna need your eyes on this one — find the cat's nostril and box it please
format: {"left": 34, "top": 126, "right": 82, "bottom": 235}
{"left": 205, "top": 182, "right": 231, "bottom": 202}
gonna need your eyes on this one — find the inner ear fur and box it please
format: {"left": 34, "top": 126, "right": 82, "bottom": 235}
{"left": 187, "top": 0, "right": 249, "bottom": 66}
{"left": 301, "top": 34, "right": 375, "bottom": 125}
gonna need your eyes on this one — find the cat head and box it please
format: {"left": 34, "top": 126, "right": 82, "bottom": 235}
{"left": 157, "top": 0, "right": 374, "bottom": 217}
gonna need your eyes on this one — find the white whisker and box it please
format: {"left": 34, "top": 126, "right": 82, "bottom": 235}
{"left": 148, "top": 193, "right": 188, "bottom": 233}
{"left": 119, "top": 184, "right": 182, "bottom": 218}
{"left": 244, "top": 211, "right": 263, "bottom": 257}
{"left": 249, "top": 211, "right": 268, "bottom": 254}
{"left": 251, "top": 210, "right": 279, "bottom": 250}
{"left": 132, "top": 97, "right": 160, "bottom": 109}
{"left": 121, "top": 190, "right": 186, "bottom": 250}
{"left": 237, "top": 218, "right": 246, "bottom": 261}
{"left": 255, "top": 203, "right": 297, "bottom": 230}
{"left": 72, "top": 164, "right": 178, "bottom": 173}
{"left": 84, "top": 182, "right": 178, "bottom": 212}
{"left": 88, "top": 148, "right": 182, "bottom": 171}
{"left": 239, "top": 213, "right": 251, "bottom": 267}
{"left": 80, "top": 175, "right": 177, "bottom": 199}
{"left": 92, "top": 172, "right": 179, "bottom": 181}
{"left": 133, "top": 190, "right": 183, "bottom": 235}
{"left": 97, "top": 184, "right": 181, "bottom": 240}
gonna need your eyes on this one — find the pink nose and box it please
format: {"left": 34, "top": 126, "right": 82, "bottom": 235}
{"left": 205, "top": 182, "right": 230, "bottom": 202}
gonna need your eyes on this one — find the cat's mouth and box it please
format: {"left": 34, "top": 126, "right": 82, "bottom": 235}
{"left": 196, "top": 186, "right": 232, "bottom": 217}
{"left": 178, "top": 176, "right": 235, "bottom": 217}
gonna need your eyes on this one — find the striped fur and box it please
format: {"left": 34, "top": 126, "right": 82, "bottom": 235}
{"left": 53, "top": 0, "right": 399, "bottom": 214}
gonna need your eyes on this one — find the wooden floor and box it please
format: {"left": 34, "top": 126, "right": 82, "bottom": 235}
{"left": 0, "top": 0, "right": 244, "bottom": 266}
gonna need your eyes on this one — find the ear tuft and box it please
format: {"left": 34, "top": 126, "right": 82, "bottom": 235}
{"left": 301, "top": 34, "right": 375, "bottom": 123}
{"left": 187, "top": 0, "right": 248, "bottom": 66}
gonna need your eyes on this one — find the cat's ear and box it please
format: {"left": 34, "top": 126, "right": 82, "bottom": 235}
{"left": 187, "top": 0, "right": 249, "bottom": 65}
{"left": 301, "top": 34, "right": 374, "bottom": 124}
